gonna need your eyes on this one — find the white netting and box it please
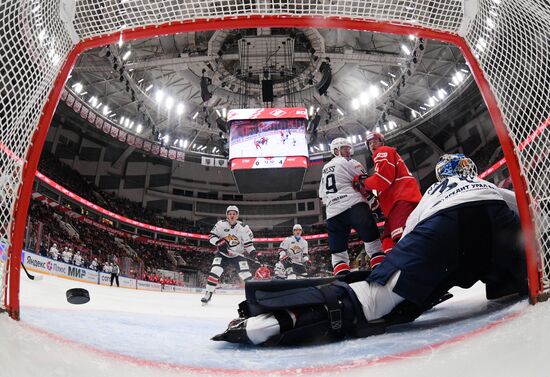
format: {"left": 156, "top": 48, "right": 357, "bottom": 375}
{"left": 1, "top": 0, "right": 549, "bottom": 313}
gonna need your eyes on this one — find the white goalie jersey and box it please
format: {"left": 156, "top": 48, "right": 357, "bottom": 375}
{"left": 279, "top": 236, "right": 309, "bottom": 265}
{"left": 402, "top": 176, "right": 507, "bottom": 239}
{"left": 209, "top": 220, "right": 255, "bottom": 258}
{"left": 319, "top": 156, "right": 368, "bottom": 219}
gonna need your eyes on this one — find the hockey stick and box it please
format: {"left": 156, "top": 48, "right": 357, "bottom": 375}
{"left": 223, "top": 247, "right": 273, "bottom": 268}
{"left": 21, "top": 262, "right": 43, "bottom": 281}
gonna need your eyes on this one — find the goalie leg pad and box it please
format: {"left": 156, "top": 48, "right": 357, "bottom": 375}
{"left": 264, "top": 282, "right": 379, "bottom": 345}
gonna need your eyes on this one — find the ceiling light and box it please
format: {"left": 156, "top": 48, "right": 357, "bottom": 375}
{"left": 401, "top": 44, "right": 411, "bottom": 55}
{"left": 183, "top": 140, "right": 188, "bottom": 148}
{"left": 72, "top": 82, "right": 83, "bottom": 94}
{"left": 375, "top": 127, "right": 381, "bottom": 133}
{"left": 120, "top": 116, "right": 125, "bottom": 125}
{"left": 360, "top": 91, "right": 369, "bottom": 105}
{"left": 419, "top": 106, "right": 427, "bottom": 110}
{"left": 319, "top": 144, "right": 325, "bottom": 151}
{"left": 145, "top": 84, "right": 153, "bottom": 92}
{"left": 108, "top": 113, "right": 116, "bottom": 118}
{"left": 380, "top": 80, "right": 389, "bottom": 87}
{"left": 486, "top": 18, "right": 495, "bottom": 29}
{"left": 369, "top": 85, "right": 380, "bottom": 97}
{"left": 437, "top": 88, "right": 447, "bottom": 99}
{"left": 177, "top": 103, "right": 184, "bottom": 115}
{"left": 118, "top": 34, "right": 123, "bottom": 48}
{"left": 155, "top": 90, "right": 164, "bottom": 103}
{"left": 124, "top": 118, "right": 130, "bottom": 128}
{"left": 337, "top": 108, "right": 344, "bottom": 116}
{"left": 388, "top": 72, "right": 396, "bottom": 78}
{"left": 165, "top": 96, "right": 174, "bottom": 110}
{"left": 212, "top": 147, "right": 217, "bottom": 153}
{"left": 215, "top": 109, "right": 221, "bottom": 117}
{"left": 192, "top": 111, "right": 199, "bottom": 120}
{"left": 222, "top": 108, "right": 227, "bottom": 118}
{"left": 351, "top": 135, "right": 357, "bottom": 143}
{"left": 411, "top": 110, "right": 417, "bottom": 119}
{"left": 309, "top": 106, "right": 314, "bottom": 116}
{"left": 138, "top": 78, "right": 144, "bottom": 83}
{"left": 80, "top": 91, "right": 87, "bottom": 96}
{"left": 122, "top": 50, "right": 131, "bottom": 60}
{"left": 136, "top": 124, "right": 142, "bottom": 134}
{"left": 408, "top": 35, "right": 415, "bottom": 40}
{"left": 449, "top": 82, "right": 456, "bottom": 87}
{"left": 351, "top": 98, "right": 360, "bottom": 110}
{"left": 427, "top": 97, "right": 435, "bottom": 107}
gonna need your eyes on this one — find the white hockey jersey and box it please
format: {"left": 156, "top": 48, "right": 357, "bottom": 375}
{"left": 209, "top": 220, "right": 255, "bottom": 258}
{"left": 402, "top": 176, "right": 506, "bottom": 239}
{"left": 318, "top": 156, "right": 368, "bottom": 219}
{"left": 49, "top": 246, "right": 59, "bottom": 260}
{"left": 73, "top": 254, "right": 83, "bottom": 266}
{"left": 274, "top": 261, "right": 287, "bottom": 278}
{"left": 279, "top": 236, "right": 309, "bottom": 264}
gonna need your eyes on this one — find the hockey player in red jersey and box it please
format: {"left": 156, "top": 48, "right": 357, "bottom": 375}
{"left": 254, "top": 265, "right": 271, "bottom": 280}
{"left": 352, "top": 132, "right": 422, "bottom": 269}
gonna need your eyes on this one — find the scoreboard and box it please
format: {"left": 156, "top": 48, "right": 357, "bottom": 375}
{"left": 227, "top": 107, "right": 309, "bottom": 193}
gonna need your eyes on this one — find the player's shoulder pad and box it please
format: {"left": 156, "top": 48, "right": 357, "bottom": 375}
{"left": 375, "top": 145, "right": 395, "bottom": 155}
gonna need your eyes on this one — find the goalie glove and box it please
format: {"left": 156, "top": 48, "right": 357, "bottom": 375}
{"left": 216, "top": 239, "right": 229, "bottom": 254}
{"left": 369, "top": 251, "right": 386, "bottom": 270}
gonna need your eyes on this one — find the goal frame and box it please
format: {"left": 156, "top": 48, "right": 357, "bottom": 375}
{"left": 4, "top": 15, "right": 542, "bottom": 320}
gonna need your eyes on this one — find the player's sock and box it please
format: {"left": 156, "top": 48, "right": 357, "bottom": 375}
{"left": 332, "top": 251, "right": 350, "bottom": 276}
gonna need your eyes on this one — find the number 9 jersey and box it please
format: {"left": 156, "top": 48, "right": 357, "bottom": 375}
{"left": 318, "top": 156, "right": 368, "bottom": 219}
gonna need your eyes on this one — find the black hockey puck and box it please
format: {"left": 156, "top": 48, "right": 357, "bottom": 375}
{"left": 66, "top": 288, "right": 90, "bottom": 305}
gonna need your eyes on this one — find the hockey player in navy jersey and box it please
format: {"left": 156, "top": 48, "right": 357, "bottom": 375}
{"left": 212, "top": 154, "right": 528, "bottom": 345}
{"left": 318, "top": 137, "right": 383, "bottom": 276}
{"left": 201, "top": 205, "right": 257, "bottom": 304}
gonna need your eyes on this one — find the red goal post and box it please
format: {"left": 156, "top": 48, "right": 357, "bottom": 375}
{"left": 1, "top": 0, "right": 549, "bottom": 319}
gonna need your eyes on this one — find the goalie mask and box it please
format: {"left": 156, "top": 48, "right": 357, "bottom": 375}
{"left": 435, "top": 154, "right": 478, "bottom": 181}
{"left": 330, "top": 137, "right": 353, "bottom": 157}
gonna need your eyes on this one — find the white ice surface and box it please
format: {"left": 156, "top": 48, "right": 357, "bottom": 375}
{"left": 1, "top": 271, "right": 549, "bottom": 377}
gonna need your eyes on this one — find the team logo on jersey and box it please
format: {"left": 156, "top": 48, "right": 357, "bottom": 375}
{"left": 224, "top": 234, "right": 240, "bottom": 247}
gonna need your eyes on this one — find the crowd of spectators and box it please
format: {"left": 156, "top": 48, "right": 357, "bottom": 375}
{"left": 37, "top": 152, "right": 327, "bottom": 236}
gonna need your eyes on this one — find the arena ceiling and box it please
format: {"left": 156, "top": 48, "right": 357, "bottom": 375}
{"left": 66, "top": 27, "right": 475, "bottom": 157}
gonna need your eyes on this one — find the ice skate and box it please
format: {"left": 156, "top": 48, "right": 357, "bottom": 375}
{"left": 211, "top": 318, "right": 250, "bottom": 344}
{"left": 201, "top": 291, "right": 212, "bottom": 305}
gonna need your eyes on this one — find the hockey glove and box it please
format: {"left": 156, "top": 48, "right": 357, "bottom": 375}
{"left": 216, "top": 239, "right": 229, "bottom": 254}
{"left": 248, "top": 249, "right": 261, "bottom": 264}
{"left": 365, "top": 191, "right": 380, "bottom": 212}
{"left": 352, "top": 174, "right": 369, "bottom": 195}
{"left": 369, "top": 251, "right": 386, "bottom": 270}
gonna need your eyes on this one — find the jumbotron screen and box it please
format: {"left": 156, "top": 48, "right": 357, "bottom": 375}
{"left": 228, "top": 108, "right": 309, "bottom": 160}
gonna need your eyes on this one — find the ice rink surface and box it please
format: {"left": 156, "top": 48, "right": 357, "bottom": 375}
{"left": 1, "top": 271, "right": 549, "bottom": 377}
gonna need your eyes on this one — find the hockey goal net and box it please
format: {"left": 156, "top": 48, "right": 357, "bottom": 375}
{"left": 1, "top": 0, "right": 549, "bottom": 318}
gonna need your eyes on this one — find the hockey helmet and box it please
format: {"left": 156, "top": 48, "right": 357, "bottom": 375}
{"left": 226, "top": 205, "right": 239, "bottom": 215}
{"left": 366, "top": 131, "right": 384, "bottom": 147}
{"left": 330, "top": 137, "right": 353, "bottom": 156}
{"left": 435, "top": 154, "right": 478, "bottom": 181}
{"left": 292, "top": 224, "right": 302, "bottom": 231}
